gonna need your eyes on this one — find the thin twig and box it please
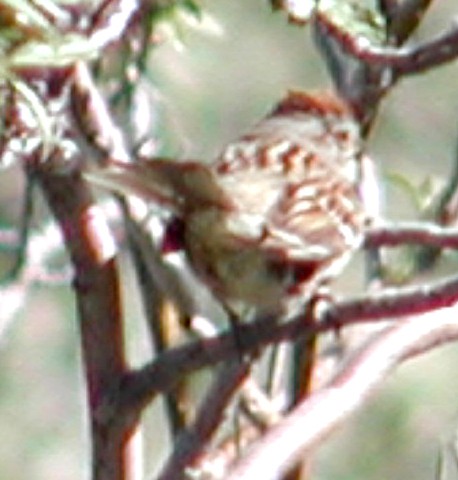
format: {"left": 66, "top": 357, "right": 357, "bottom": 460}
{"left": 71, "top": 61, "right": 130, "bottom": 163}
{"left": 365, "top": 222, "right": 458, "bottom": 249}
{"left": 157, "top": 360, "right": 251, "bottom": 480}
{"left": 90, "top": 0, "right": 141, "bottom": 51}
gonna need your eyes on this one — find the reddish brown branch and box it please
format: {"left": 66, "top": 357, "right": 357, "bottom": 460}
{"left": 34, "top": 158, "right": 133, "bottom": 480}
{"left": 89, "top": 0, "right": 141, "bottom": 50}
{"left": 121, "top": 267, "right": 458, "bottom": 413}
{"left": 365, "top": 222, "right": 458, "bottom": 249}
{"left": 316, "top": 11, "right": 458, "bottom": 78}
{"left": 323, "top": 272, "right": 458, "bottom": 326}
{"left": 71, "top": 62, "right": 131, "bottom": 162}
{"left": 71, "top": 59, "right": 198, "bottom": 437}
{"left": 225, "top": 308, "right": 458, "bottom": 480}
{"left": 158, "top": 360, "right": 251, "bottom": 480}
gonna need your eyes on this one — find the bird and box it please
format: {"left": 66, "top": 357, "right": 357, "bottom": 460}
{"left": 86, "top": 90, "right": 368, "bottom": 322}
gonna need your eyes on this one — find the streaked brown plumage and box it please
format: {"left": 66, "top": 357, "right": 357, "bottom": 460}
{"left": 86, "top": 90, "right": 367, "bottom": 319}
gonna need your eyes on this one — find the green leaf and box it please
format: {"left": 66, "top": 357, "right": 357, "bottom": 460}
{"left": 319, "top": 0, "right": 387, "bottom": 46}
{"left": 180, "top": 0, "right": 203, "bottom": 21}
{"left": 9, "top": 33, "right": 100, "bottom": 67}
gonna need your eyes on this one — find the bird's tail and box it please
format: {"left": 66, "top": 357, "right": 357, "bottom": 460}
{"left": 85, "top": 159, "right": 231, "bottom": 212}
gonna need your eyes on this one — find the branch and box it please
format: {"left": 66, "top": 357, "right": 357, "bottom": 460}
{"left": 71, "top": 58, "right": 202, "bottom": 436}
{"left": 365, "top": 222, "right": 458, "bottom": 249}
{"left": 0, "top": 220, "right": 71, "bottom": 339}
{"left": 89, "top": 0, "right": 141, "bottom": 51}
{"left": 157, "top": 360, "right": 251, "bottom": 480}
{"left": 379, "top": 0, "right": 434, "bottom": 44}
{"left": 225, "top": 308, "right": 458, "bottom": 480}
{"left": 121, "top": 268, "right": 458, "bottom": 412}
{"left": 322, "top": 272, "right": 458, "bottom": 327}
{"left": 316, "top": 11, "right": 458, "bottom": 79}
{"left": 71, "top": 61, "right": 131, "bottom": 163}
{"left": 34, "top": 155, "right": 132, "bottom": 480}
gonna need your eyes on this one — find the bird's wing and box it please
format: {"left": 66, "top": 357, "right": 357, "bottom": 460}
{"left": 262, "top": 172, "right": 365, "bottom": 264}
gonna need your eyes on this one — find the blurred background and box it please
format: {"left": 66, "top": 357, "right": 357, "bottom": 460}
{"left": 2, "top": 0, "right": 458, "bottom": 478}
